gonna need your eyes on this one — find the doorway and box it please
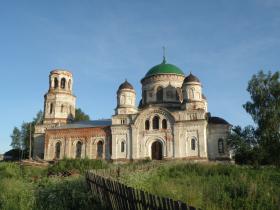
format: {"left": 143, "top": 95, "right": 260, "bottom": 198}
{"left": 151, "top": 141, "right": 163, "bottom": 160}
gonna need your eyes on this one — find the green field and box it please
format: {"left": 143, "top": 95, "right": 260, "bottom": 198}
{"left": 0, "top": 160, "right": 279, "bottom": 210}
{"left": 0, "top": 159, "right": 107, "bottom": 210}
{"left": 118, "top": 162, "right": 280, "bottom": 210}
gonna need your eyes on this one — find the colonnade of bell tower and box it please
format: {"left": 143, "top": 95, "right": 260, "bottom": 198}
{"left": 43, "top": 69, "right": 76, "bottom": 124}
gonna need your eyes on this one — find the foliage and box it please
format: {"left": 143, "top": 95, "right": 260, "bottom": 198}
{"left": 10, "top": 127, "right": 21, "bottom": 149}
{"left": 74, "top": 108, "right": 90, "bottom": 122}
{"left": 244, "top": 71, "right": 280, "bottom": 133}
{"left": 243, "top": 70, "right": 280, "bottom": 166}
{"left": 0, "top": 161, "right": 107, "bottom": 210}
{"left": 3, "top": 149, "right": 28, "bottom": 160}
{"left": 227, "top": 126, "right": 263, "bottom": 165}
{"left": 119, "top": 162, "right": 280, "bottom": 210}
{"left": 228, "top": 70, "right": 280, "bottom": 166}
{"left": 35, "top": 177, "right": 104, "bottom": 210}
{"left": 1, "top": 160, "right": 280, "bottom": 210}
{"left": 8, "top": 111, "right": 43, "bottom": 158}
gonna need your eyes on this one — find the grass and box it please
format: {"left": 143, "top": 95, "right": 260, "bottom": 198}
{"left": 0, "top": 160, "right": 107, "bottom": 210}
{"left": 118, "top": 162, "right": 280, "bottom": 210}
{"left": 0, "top": 159, "right": 279, "bottom": 210}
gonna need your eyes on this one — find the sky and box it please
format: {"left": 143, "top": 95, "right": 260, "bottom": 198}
{"left": 0, "top": 0, "right": 280, "bottom": 154}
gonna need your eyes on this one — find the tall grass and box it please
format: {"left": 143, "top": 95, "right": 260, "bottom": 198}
{"left": 0, "top": 160, "right": 107, "bottom": 210}
{"left": 120, "top": 163, "right": 280, "bottom": 210}
{"left": 1, "top": 160, "right": 279, "bottom": 210}
{"left": 47, "top": 158, "right": 108, "bottom": 175}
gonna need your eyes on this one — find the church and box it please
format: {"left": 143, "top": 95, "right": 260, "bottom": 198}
{"left": 33, "top": 57, "right": 231, "bottom": 161}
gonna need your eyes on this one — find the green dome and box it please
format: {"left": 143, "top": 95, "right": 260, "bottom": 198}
{"left": 145, "top": 59, "right": 185, "bottom": 77}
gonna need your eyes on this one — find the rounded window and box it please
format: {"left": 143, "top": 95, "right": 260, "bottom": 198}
{"left": 153, "top": 116, "right": 159, "bottom": 130}
{"left": 191, "top": 138, "right": 196, "bottom": 150}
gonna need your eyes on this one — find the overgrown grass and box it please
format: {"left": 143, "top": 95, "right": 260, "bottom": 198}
{"left": 48, "top": 158, "right": 108, "bottom": 175}
{"left": 0, "top": 160, "right": 107, "bottom": 210}
{"left": 1, "top": 160, "right": 279, "bottom": 210}
{"left": 119, "top": 162, "right": 280, "bottom": 210}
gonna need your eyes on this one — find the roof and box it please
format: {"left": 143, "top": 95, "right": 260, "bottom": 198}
{"left": 208, "top": 117, "right": 229, "bottom": 125}
{"left": 145, "top": 58, "right": 185, "bottom": 78}
{"left": 48, "top": 119, "right": 112, "bottom": 130}
{"left": 183, "top": 73, "right": 200, "bottom": 83}
{"left": 118, "top": 80, "right": 134, "bottom": 90}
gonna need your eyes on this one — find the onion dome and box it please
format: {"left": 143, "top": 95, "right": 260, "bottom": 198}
{"left": 118, "top": 80, "right": 134, "bottom": 90}
{"left": 208, "top": 116, "right": 230, "bottom": 125}
{"left": 183, "top": 73, "right": 200, "bottom": 83}
{"left": 145, "top": 57, "right": 184, "bottom": 78}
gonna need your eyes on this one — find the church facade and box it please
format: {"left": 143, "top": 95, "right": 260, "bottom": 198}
{"left": 34, "top": 58, "right": 231, "bottom": 161}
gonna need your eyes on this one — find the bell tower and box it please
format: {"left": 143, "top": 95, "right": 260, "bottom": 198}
{"left": 115, "top": 80, "right": 137, "bottom": 115}
{"left": 43, "top": 69, "right": 76, "bottom": 124}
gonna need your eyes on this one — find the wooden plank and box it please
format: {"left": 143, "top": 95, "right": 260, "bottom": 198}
{"left": 178, "top": 201, "right": 187, "bottom": 210}
{"left": 156, "top": 195, "right": 163, "bottom": 210}
{"left": 174, "top": 200, "right": 180, "bottom": 210}
{"left": 128, "top": 187, "right": 136, "bottom": 210}
{"left": 113, "top": 180, "right": 122, "bottom": 210}
{"left": 140, "top": 190, "right": 146, "bottom": 210}
{"left": 161, "top": 197, "right": 168, "bottom": 210}
{"left": 167, "top": 198, "right": 173, "bottom": 210}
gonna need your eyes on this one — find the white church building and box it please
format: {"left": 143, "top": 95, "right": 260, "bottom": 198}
{"left": 34, "top": 57, "right": 231, "bottom": 161}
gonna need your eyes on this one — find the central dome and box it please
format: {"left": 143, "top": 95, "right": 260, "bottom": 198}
{"left": 145, "top": 59, "right": 185, "bottom": 78}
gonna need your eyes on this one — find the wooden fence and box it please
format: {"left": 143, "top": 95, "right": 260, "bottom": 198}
{"left": 86, "top": 171, "right": 197, "bottom": 210}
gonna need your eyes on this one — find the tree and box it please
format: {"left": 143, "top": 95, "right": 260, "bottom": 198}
{"left": 10, "top": 110, "right": 43, "bottom": 158}
{"left": 33, "top": 110, "right": 43, "bottom": 124}
{"left": 74, "top": 108, "right": 90, "bottom": 122}
{"left": 244, "top": 71, "right": 280, "bottom": 134}
{"left": 10, "top": 127, "right": 21, "bottom": 149}
{"left": 21, "top": 122, "right": 32, "bottom": 151}
{"left": 227, "top": 126, "right": 263, "bottom": 165}
{"left": 243, "top": 70, "right": 280, "bottom": 165}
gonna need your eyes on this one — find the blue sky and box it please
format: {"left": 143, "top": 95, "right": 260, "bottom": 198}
{"left": 0, "top": 0, "right": 280, "bottom": 153}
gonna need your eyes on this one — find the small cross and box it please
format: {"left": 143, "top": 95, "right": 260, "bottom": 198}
{"left": 162, "top": 46, "right": 166, "bottom": 63}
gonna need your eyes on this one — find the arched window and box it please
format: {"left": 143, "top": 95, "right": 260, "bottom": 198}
{"left": 61, "top": 78, "right": 66, "bottom": 89}
{"left": 55, "top": 142, "right": 61, "bottom": 159}
{"left": 97, "top": 141, "right": 103, "bottom": 159}
{"left": 153, "top": 116, "right": 159, "bottom": 130}
{"left": 145, "top": 120, "right": 150, "bottom": 130}
{"left": 61, "top": 105, "right": 64, "bottom": 113}
{"left": 156, "top": 87, "right": 163, "bottom": 102}
{"left": 120, "top": 119, "right": 126, "bottom": 124}
{"left": 218, "top": 139, "right": 224, "bottom": 154}
{"left": 191, "top": 138, "right": 196, "bottom": 150}
{"left": 50, "top": 103, "right": 53, "bottom": 114}
{"left": 188, "top": 88, "right": 195, "bottom": 99}
{"left": 54, "top": 78, "right": 58, "bottom": 89}
{"left": 76, "top": 141, "right": 82, "bottom": 158}
{"left": 121, "top": 141, "right": 125, "bottom": 153}
{"left": 68, "top": 79, "right": 71, "bottom": 90}
{"left": 162, "top": 119, "right": 167, "bottom": 129}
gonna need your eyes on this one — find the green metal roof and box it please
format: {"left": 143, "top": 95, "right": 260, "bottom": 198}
{"left": 145, "top": 58, "right": 185, "bottom": 77}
